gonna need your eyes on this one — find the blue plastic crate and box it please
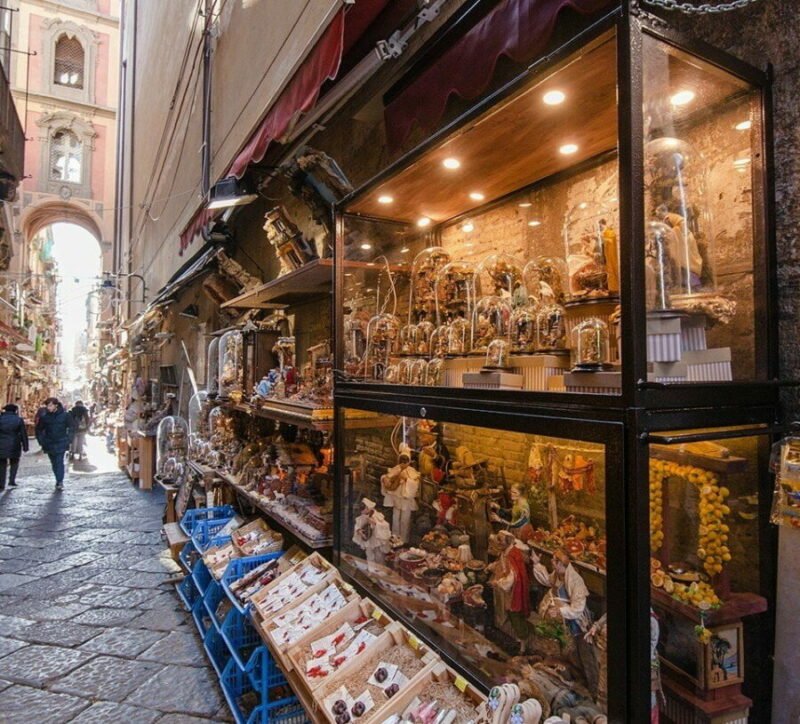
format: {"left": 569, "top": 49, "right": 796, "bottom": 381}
{"left": 204, "top": 625, "right": 232, "bottom": 677}
{"left": 247, "top": 699, "right": 309, "bottom": 724}
{"left": 220, "top": 607, "right": 262, "bottom": 671}
{"left": 179, "top": 539, "right": 199, "bottom": 572}
{"left": 181, "top": 505, "right": 236, "bottom": 536}
{"left": 245, "top": 646, "right": 287, "bottom": 696}
{"left": 176, "top": 574, "right": 199, "bottom": 611}
{"left": 221, "top": 552, "right": 282, "bottom": 614}
{"left": 202, "top": 580, "right": 230, "bottom": 632}
{"left": 220, "top": 657, "right": 259, "bottom": 724}
{"left": 192, "top": 558, "right": 212, "bottom": 596}
{"left": 191, "top": 593, "right": 212, "bottom": 637}
{"left": 192, "top": 517, "right": 234, "bottom": 552}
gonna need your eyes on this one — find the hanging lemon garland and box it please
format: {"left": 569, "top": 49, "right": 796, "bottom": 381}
{"left": 649, "top": 459, "right": 732, "bottom": 577}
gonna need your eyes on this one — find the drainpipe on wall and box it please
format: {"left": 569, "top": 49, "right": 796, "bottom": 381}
{"left": 200, "top": 0, "right": 213, "bottom": 199}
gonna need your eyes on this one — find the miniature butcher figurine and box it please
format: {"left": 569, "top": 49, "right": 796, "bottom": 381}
{"left": 380, "top": 445, "right": 420, "bottom": 543}
{"left": 352, "top": 498, "right": 391, "bottom": 565}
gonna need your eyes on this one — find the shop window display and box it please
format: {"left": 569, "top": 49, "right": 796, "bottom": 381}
{"left": 648, "top": 431, "right": 770, "bottom": 723}
{"left": 340, "top": 411, "right": 608, "bottom": 718}
{"left": 218, "top": 329, "right": 244, "bottom": 400}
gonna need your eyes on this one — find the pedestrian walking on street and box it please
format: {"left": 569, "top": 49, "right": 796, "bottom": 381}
{"left": 33, "top": 401, "right": 47, "bottom": 454}
{"left": 0, "top": 404, "right": 28, "bottom": 490}
{"left": 69, "top": 399, "right": 91, "bottom": 461}
{"left": 36, "top": 397, "right": 74, "bottom": 491}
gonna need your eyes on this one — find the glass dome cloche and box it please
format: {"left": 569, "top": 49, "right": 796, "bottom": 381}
{"left": 156, "top": 416, "right": 189, "bottom": 485}
{"left": 207, "top": 337, "right": 220, "bottom": 397}
{"left": 218, "top": 329, "right": 244, "bottom": 400}
{"left": 571, "top": 317, "right": 611, "bottom": 371}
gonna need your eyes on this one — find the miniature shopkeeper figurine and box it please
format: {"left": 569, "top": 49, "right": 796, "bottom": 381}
{"left": 352, "top": 498, "right": 391, "bottom": 565}
{"left": 380, "top": 446, "right": 420, "bottom": 543}
{"left": 532, "top": 547, "right": 598, "bottom": 698}
{"left": 489, "top": 530, "right": 532, "bottom": 654}
{"left": 491, "top": 483, "right": 534, "bottom": 542}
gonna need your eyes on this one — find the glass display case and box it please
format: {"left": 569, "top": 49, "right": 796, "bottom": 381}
{"left": 207, "top": 336, "right": 220, "bottom": 398}
{"left": 338, "top": 408, "right": 615, "bottom": 719}
{"left": 647, "top": 428, "right": 772, "bottom": 724}
{"left": 218, "top": 329, "right": 244, "bottom": 400}
{"left": 332, "top": 9, "right": 776, "bottom": 723}
{"left": 156, "top": 415, "right": 189, "bottom": 485}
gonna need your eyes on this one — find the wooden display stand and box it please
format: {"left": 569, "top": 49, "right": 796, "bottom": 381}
{"left": 137, "top": 432, "right": 156, "bottom": 490}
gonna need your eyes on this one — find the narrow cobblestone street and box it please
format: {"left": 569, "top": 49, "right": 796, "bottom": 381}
{"left": 0, "top": 436, "right": 229, "bottom": 723}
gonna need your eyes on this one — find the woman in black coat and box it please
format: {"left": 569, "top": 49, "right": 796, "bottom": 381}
{"left": 36, "top": 397, "right": 73, "bottom": 491}
{"left": 0, "top": 404, "right": 28, "bottom": 490}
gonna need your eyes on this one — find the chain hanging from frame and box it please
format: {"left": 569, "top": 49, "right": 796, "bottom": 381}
{"left": 642, "top": 0, "right": 760, "bottom": 14}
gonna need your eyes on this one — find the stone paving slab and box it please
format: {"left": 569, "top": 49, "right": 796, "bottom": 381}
{"left": 126, "top": 664, "right": 225, "bottom": 718}
{"left": 26, "top": 602, "right": 92, "bottom": 621}
{"left": 50, "top": 654, "right": 163, "bottom": 702}
{"left": 68, "top": 701, "right": 162, "bottom": 724}
{"left": 72, "top": 605, "right": 144, "bottom": 628}
{"left": 0, "top": 558, "right": 30, "bottom": 573}
{"left": 0, "top": 644, "right": 94, "bottom": 686}
{"left": 0, "top": 613, "right": 35, "bottom": 637}
{"left": 131, "top": 606, "right": 189, "bottom": 631}
{"left": 0, "top": 634, "right": 27, "bottom": 657}
{"left": 138, "top": 630, "right": 208, "bottom": 667}
{"left": 157, "top": 715, "right": 227, "bottom": 724}
{"left": 14, "top": 620, "right": 102, "bottom": 647}
{"left": 1, "top": 684, "right": 90, "bottom": 723}
{"left": 79, "top": 626, "right": 165, "bottom": 657}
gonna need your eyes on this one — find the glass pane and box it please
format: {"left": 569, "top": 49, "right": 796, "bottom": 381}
{"left": 342, "top": 34, "right": 621, "bottom": 395}
{"left": 648, "top": 431, "right": 771, "bottom": 720}
{"left": 341, "top": 409, "right": 609, "bottom": 717}
{"left": 643, "top": 35, "right": 763, "bottom": 383}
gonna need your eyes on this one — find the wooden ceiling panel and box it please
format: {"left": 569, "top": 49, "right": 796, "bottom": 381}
{"left": 350, "top": 36, "right": 618, "bottom": 223}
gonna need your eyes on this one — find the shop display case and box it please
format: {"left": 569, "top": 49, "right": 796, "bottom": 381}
{"left": 337, "top": 406, "right": 618, "bottom": 720}
{"left": 332, "top": 7, "right": 777, "bottom": 724}
{"left": 218, "top": 329, "right": 244, "bottom": 400}
{"left": 156, "top": 415, "right": 189, "bottom": 485}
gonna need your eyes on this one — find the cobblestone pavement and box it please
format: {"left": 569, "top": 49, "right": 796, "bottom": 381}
{"left": 0, "top": 436, "right": 230, "bottom": 723}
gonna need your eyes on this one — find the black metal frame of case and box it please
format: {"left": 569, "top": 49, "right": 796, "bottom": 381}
{"left": 331, "top": 3, "right": 779, "bottom": 722}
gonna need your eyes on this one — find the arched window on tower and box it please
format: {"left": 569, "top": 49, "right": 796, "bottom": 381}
{"left": 53, "top": 34, "right": 84, "bottom": 89}
{"left": 50, "top": 129, "right": 82, "bottom": 184}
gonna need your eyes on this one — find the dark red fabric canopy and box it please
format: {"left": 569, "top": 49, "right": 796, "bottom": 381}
{"left": 180, "top": 8, "right": 347, "bottom": 253}
{"left": 384, "top": 0, "right": 615, "bottom": 149}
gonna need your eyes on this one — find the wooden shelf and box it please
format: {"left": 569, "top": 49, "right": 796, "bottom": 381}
{"left": 224, "top": 399, "right": 387, "bottom": 432}
{"left": 652, "top": 588, "right": 767, "bottom": 626}
{"left": 221, "top": 259, "right": 333, "bottom": 309}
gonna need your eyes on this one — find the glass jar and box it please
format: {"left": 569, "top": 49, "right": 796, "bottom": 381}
{"left": 644, "top": 220, "right": 675, "bottom": 311}
{"left": 534, "top": 256, "right": 568, "bottom": 305}
{"left": 510, "top": 306, "right": 538, "bottom": 354}
{"left": 425, "top": 357, "right": 443, "bottom": 386}
{"left": 218, "top": 330, "right": 244, "bottom": 399}
{"left": 397, "top": 358, "right": 414, "bottom": 385}
{"left": 156, "top": 415, "right": 189, "bottom": 483}
{"left": 207, "top": 337, "right": 220, "bottom": 397}
{"left": 485, "top": 338, "right": 511, "bottom": 368}
{"left": 410, "top": 358, "right": 428, "bottom": 385}
{"left": 365, "top": 313, "right": 400, "bottom": 380}
{"left": 447, "top": 317, "right": 471, "bottom": 356}
{"left": 415, "top": 320, "right": 435, "bottom": 357}
{"left": 398, "top": 323, "right": 419, "bottom": 356}
{"left": 471, "top": 296, "right": 511, "bottom": 354}
{"left": 535, "top": 304, "right": 568, "bottom": 352}
{"left": 408, "top": 247, "right": 452, "bottom": 322}
{"left": 434, "top": 260, "right": 478, "bottom": 325}
{"left": 430, "top": 325, "right": 450, "bottom": 358}
{"left": 571, "top": 317, "right": 610, "bottom": 370}
{"left": 188, "top": 390, "right": 208, "bottom": 437}
{"left": 644, "top": 136, "right": 716, "bottom": 307}
{"left": 475, "top": 252, "right": 524, "bottom": 304}
{"left": 563, "top": 200, "right": 620, "bottom": 302}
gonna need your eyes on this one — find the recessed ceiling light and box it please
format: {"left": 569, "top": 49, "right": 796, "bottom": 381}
{"left": 442, "top": 158, "right": 460, "bottom": 170}
{"left": 733, "top": 156, "right": 751, "bottom": 168}
{"left": 417, "top": 217, "right": 431, "bottom": 228}
{"left": 670, "top": 89, "right": 695, "bottom": 106}
{"left": 735, "top": 120, "right": 752, "bottom": 131}
{"left": 400, "top": 246, "right": 410, "bottom": 254}
{"left": 360, "top": 243, "right": 372, "bottom": 250}
{"left": 559, "top": 143, "right": 579, "bottom": 155}
{"left": 462, "top": 221, "right": 474, "bottom": 233}
{"left": 518, "top": 202, "right": 532, "bottom": 208}
{"left": 469, "top": 192, "right": 485, "bottom": 201}
{"left": 377, "top": 195, "right": 394, "bottom": 204}
{"left": 528, "top": 220, "right": 542, "bottom": 227}
{"left": 366, "top": 262, "right": 376, "bottom": 266}
{"left": 365, "top": 288, "right": 374, "bottom": 292}
{"left": 578, "top": 202, "right": 588, "bottom": 210}
{"left": 543, "top": 90, "right": 566, "bottom": 105}
{"left": 344, "top": 273, "right": 353, "bottom": 277}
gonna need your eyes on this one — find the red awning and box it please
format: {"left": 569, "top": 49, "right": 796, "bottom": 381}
{"left": 384, "top": 0, "right": 615, "bottom": 149}
{"left": 228, "top": 8, "right": 346, "bottom": 179}
{"left": 0, "top": 319, "right": 30, "bottom": 347}
{"left": 180, "top": 8, "right": 347, "bottom": 254}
